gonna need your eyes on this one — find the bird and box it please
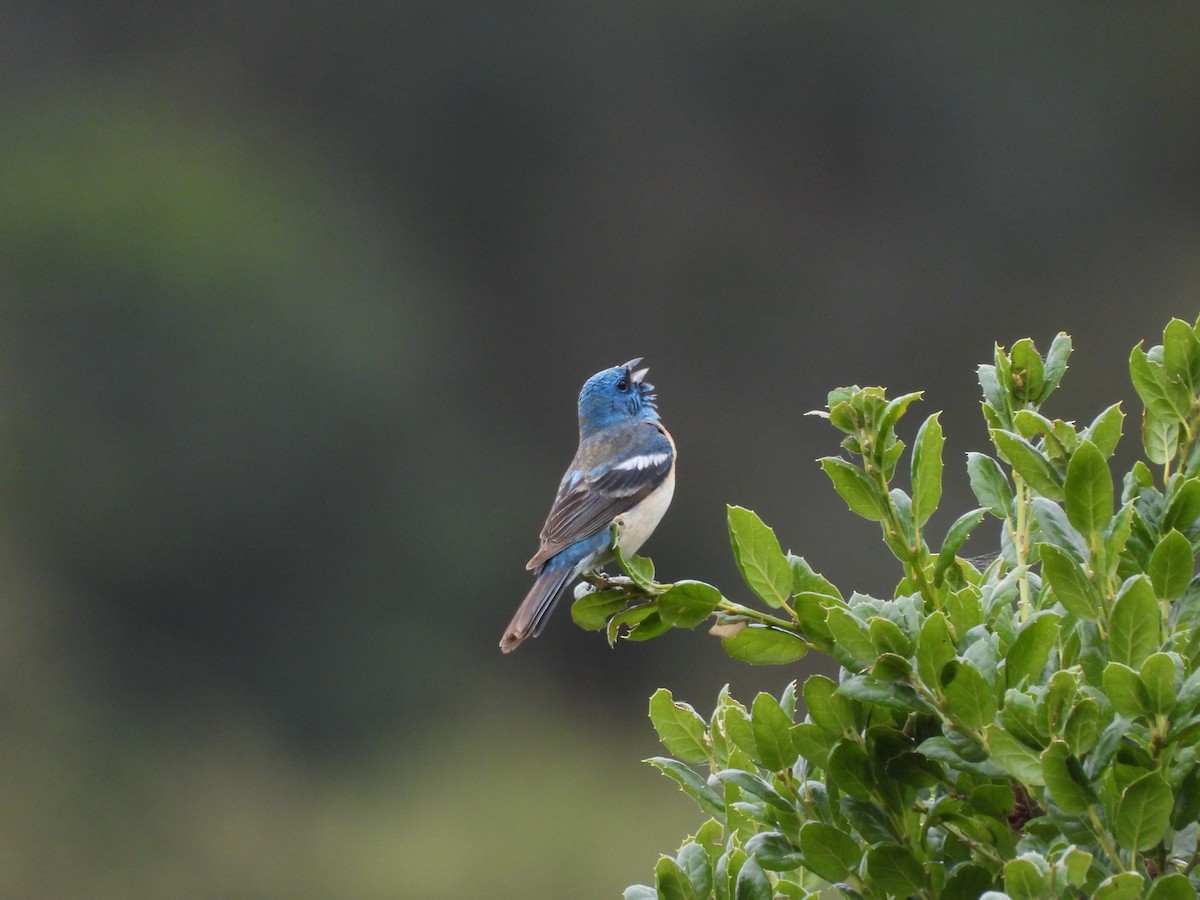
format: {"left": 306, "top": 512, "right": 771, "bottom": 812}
{"left": 500, "top": 358, "right": 676, "bottom": 653}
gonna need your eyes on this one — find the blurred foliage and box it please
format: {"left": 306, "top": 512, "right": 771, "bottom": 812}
{"left": 0, "top": 3, "right": 1197, "bottom": 896}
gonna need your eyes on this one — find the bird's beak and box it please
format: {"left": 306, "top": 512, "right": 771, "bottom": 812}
{"left": 622, "top": 358, "right": 649, "bottom": 384}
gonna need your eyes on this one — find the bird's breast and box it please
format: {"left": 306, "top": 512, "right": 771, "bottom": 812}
{"left": 614, "top": 466, "right": 676, "bottom": 557}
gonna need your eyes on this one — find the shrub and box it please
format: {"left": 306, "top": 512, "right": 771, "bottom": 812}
{"left": 577, "top": 318, "right": 1200, "bottom": 899}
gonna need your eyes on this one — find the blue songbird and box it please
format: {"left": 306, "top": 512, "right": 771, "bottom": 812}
{"left": 500, "top": 358, "right": 676, "bottom": 652}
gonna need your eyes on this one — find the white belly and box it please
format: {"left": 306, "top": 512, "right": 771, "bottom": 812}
{"left": 614, "top": 467, "right": 676, "bottom": 556}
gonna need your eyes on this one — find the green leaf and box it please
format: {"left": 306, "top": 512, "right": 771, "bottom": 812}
{"left": 788, "top": 555, "right": 842, "bottom": 601}
{"left": 1131, "top": 342, "right": 1191, "bottom": 422}
{"left": 992, "top": 429, "right": 1065, "bottom": 500}
{"left": 1143, "top": 410, "right": 1181, "bottom": 466}
{"left": 983, "top": 724, "right": 1046, "bottom": 785}
{"left": 720, "top": 625, "right": 808, "bottom": 665}
{"left": 743, "top": 832, "right": 801, "bottom": 872}
{"left": 1140, "top": 652, "right": 1178, "bottom": 716}
{"left": 1065, "top": 440, "right": 1113, "bottom": 535}
{"left": 917, "top": 611, "right": 956, "bottom": 692}
{"left": 716, "top": 769, "right": 791, "bottom": 811}
{"left": 645, "top": 757, "right": 724, "bottom": 817}
{"left": 935, "top": 508, "right": 988, "bottom": 584}
{"left": 658, "top": 581, "right": 723, "bottom": 628}
{"left": 1093, "top": 872, "right": 1146, "bottom": 900}
{"left": 941, "top": 660, "right": 996, "bottom": 732}
{"left": 912, "top": 412, "right": 945, "bottom": 526}
{"left": 733, "top": 855, "right": 771, "bottom": 900}
{"left": 865, "top": 843, "right": 925, "bottom": 897}
{"left": 819, "top": 457, "right": 885, "bottom": 521}
{"left": 571, "top": 588, "right": 628, "bottom": 631}
{"left": 839, "top": 674, "right": 937, "bottom": 715}
{"left": 1146, "top": 872, "right": 1197, "bottom": 900}
{"left": 616, "top": 545, "right": 657, "bottom": 590}
{"left": 751, "top": 692, "right": 796, "bottom": 772}
{"left": 1031, "top": 497, "right": 1089, "bottom": 559}
{"left": 623, "top": 886, "right": 656, "bottom": 900}
{"left": 606, "top": 602, "right": 659, "bottom": 646}
{"left": 1103, "top": 662, "right": 1151, "bottom": 718}
{"left": 1039, "top": 543, "right": 1101, "bottom": 619}
{"left": 727, "top": 506, "right": 793, "bottom": 608}
{"left": 1041, "top": 332, "right": 1073, "bottom": 399}
{"left": 877, "top": 390, "right": 924, "bottom": 443}
{"left": 796, "top": 822, "right": 861, "bottom": 883}
{"left": 1150, "top": 529, "right": 1194, "bottom": 600}
{"left": 1006, "top": 612, "right": 1061, "bottom": 689}
{"left": 1163, "top": 317, "right": 1200, "bottom": 388}
{"left": 867, "top": 615, "right": 910, "bottom": 657}
{"left": 1004, "top": 856, "right": 1049, "bottom": 900}
{"left": 1085, "top": 403, "right": 1125, "bottom": 458}
{"left": 1041, "top": 740, "right": 1095, "bottom": 815}
{"left": 649, "top": 689, "right": 711, "bottom": 765}
{"left": 824, "top": 606, "right": 876, "bottom": 670}
{"left": 676, "top": 842, "right": 713, "bottom": 898}
{"left": 1110, "top": 575, "right": 1160, "bottom": 667}
{"left": 655, "top": 855, "right": 701, "bottom": 900}
{"left": 803, "top": 674, "right": 857, "bottom": 737}
{"left": 1010, "top": 337, "right": 1046, "bottom": 403}
{"left": 1115, "top": 771, "right": 1172, "bottom": 852}
{"left": 827, "top": 739, "right": 874, "bottom": 801}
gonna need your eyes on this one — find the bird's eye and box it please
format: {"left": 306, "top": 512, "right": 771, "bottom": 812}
{"left": 616, "top": 377, "right": 629, "bottom": 391}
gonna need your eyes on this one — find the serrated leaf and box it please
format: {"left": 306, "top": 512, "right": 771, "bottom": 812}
{"left": 675, "top": 843, "right": 712, "bottom": 898}
{"left": 1086, "top": 403, "right": 1125, "bottom": 458}
{"left": 827, "top": 739, "right": 874, "bottom": 801}
{"left": 1004, "top": 856, "right": 1049, "bottom": 900}
{"left": 1163, "top": 317, "right": 1200, "bottom": 388}
{"left": 917, "top": 611, "right": 956, "bottom": 692}
{"left": 1115, "top": 771, "right": 1172, "bottom": 852}
{"left": 912, "top": 412, "right": 945, "bottom": 526}
{"left": 797, "top": 822, "right": 861, "bottom": 883}
{"left": 1042, "top": 332, "right": 1073, "bottom": 399}
{"left": 655, "top": 855, "right": 701, "bottom": 900}
{"left": 1031, "top": 497, "right": 1089, "bottom": 560}
{"left": 1140, "top": 652, "right": 1178, "bottom": 716}
{"left": 935, "top": 507, "right": 988, "bottom": 584}
{"left": 1143, "top": 410, "right": 1181, "bottom": 466}
{"left": 1041, "top": 740, "right": 1095, "bottom": 815}
{"left": 727, "top": 506, "right": 793, "bottom": 608}
{"left": 571, "top": 588, "right": 628, "bottom": 631}
{"left": 942, "top": 660, "right": 996, "bottom": 731}
{"left": 1010, "top": 337, "right": 1046, "bottom": 403}
{"left": 992, "top": 430, "right": 1065, "bottom": 500}
{"left": 1110, "top": 575, "right": 1160, "bottom": 667}
{"left": 743, "top": 832, "right": 802, "bottom": 872}
{"left": 1093, "top": 872, "right": 1146, "bottom": 900}
{"left": 733, "top": 855, "right": 771, "bottom": 900}
{"left": 1103, "top": 661, "right": 1150, "bottom": 718}
{"left": 788, "top": 554, "right": 842, "bottom": 601}
{"left": 1150, "top": 529, "right": 1194, "bottom": 600}
{"left": 1131, "top": 342, "right": 1191, "bottom": 422}
{"left": 839, "top": 674, "right": 937, "bottom": 714}
{"left": 819, "top": 457, "right": 885, "bottom": 521}
{"left": 865, "top": 843, "right": 924, "bottom": 896}
{"left": 645, "top": 757, "right": 725, "bottom": 817}
{"left": 606, "top": 602, "right": 659, "bottom": 645}
{"left": 716, "top": 769, "right": 793, "bottom": 811}
{"left": 615, "top": 544, "right": 657, "bottom": 589}
{"left": 983, "top": 724, "right": 1046, "bottom": 785}
{"left": 720, "top": 625, "right": 807, "bottom": 665}
{"left": 1006, "top": 611, "right": 1061, "bottom": 689}
{"left": 1065, "top": 440, "right": 1113, "bottom": 535}
{"left": 803, "top": 674, "right": 856, "bottom": 737}
{"left": 751, "top": 692, "right": 796, "bottom": 772}
{"left": 658, "top": 581, "right": 723, "bottom": 628}
{"left": 1039, "top": 543, "right": 1100, "bottom": 619}
{"left": 825, "top": 606, "right": 876, "bottom": 670}
{"left": 1146, "top": 872, "right": 1197, "bottom": 900}
{"left": 649, "top": 689, "right": 711, "bottom": 764}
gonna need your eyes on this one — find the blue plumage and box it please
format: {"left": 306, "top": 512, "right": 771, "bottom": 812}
{"left": 500, "top": 358, "right": 677, "bottom": 652}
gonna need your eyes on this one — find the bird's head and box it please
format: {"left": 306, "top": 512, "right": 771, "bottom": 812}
{"left": 577, "top": 357, "right": 658, "bottom": 435}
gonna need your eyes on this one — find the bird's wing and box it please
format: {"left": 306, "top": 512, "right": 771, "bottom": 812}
{"left": 526, "top": 424, "right": 673, "bottom": 570}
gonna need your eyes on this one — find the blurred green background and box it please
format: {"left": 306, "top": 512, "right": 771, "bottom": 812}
{"left": 1, "top": 4, "right": 1198, "bottom": 897}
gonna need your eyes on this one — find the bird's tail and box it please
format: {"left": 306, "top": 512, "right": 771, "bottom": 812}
{"left": 500, "top": 561, "right": 576, "bottom": 653}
